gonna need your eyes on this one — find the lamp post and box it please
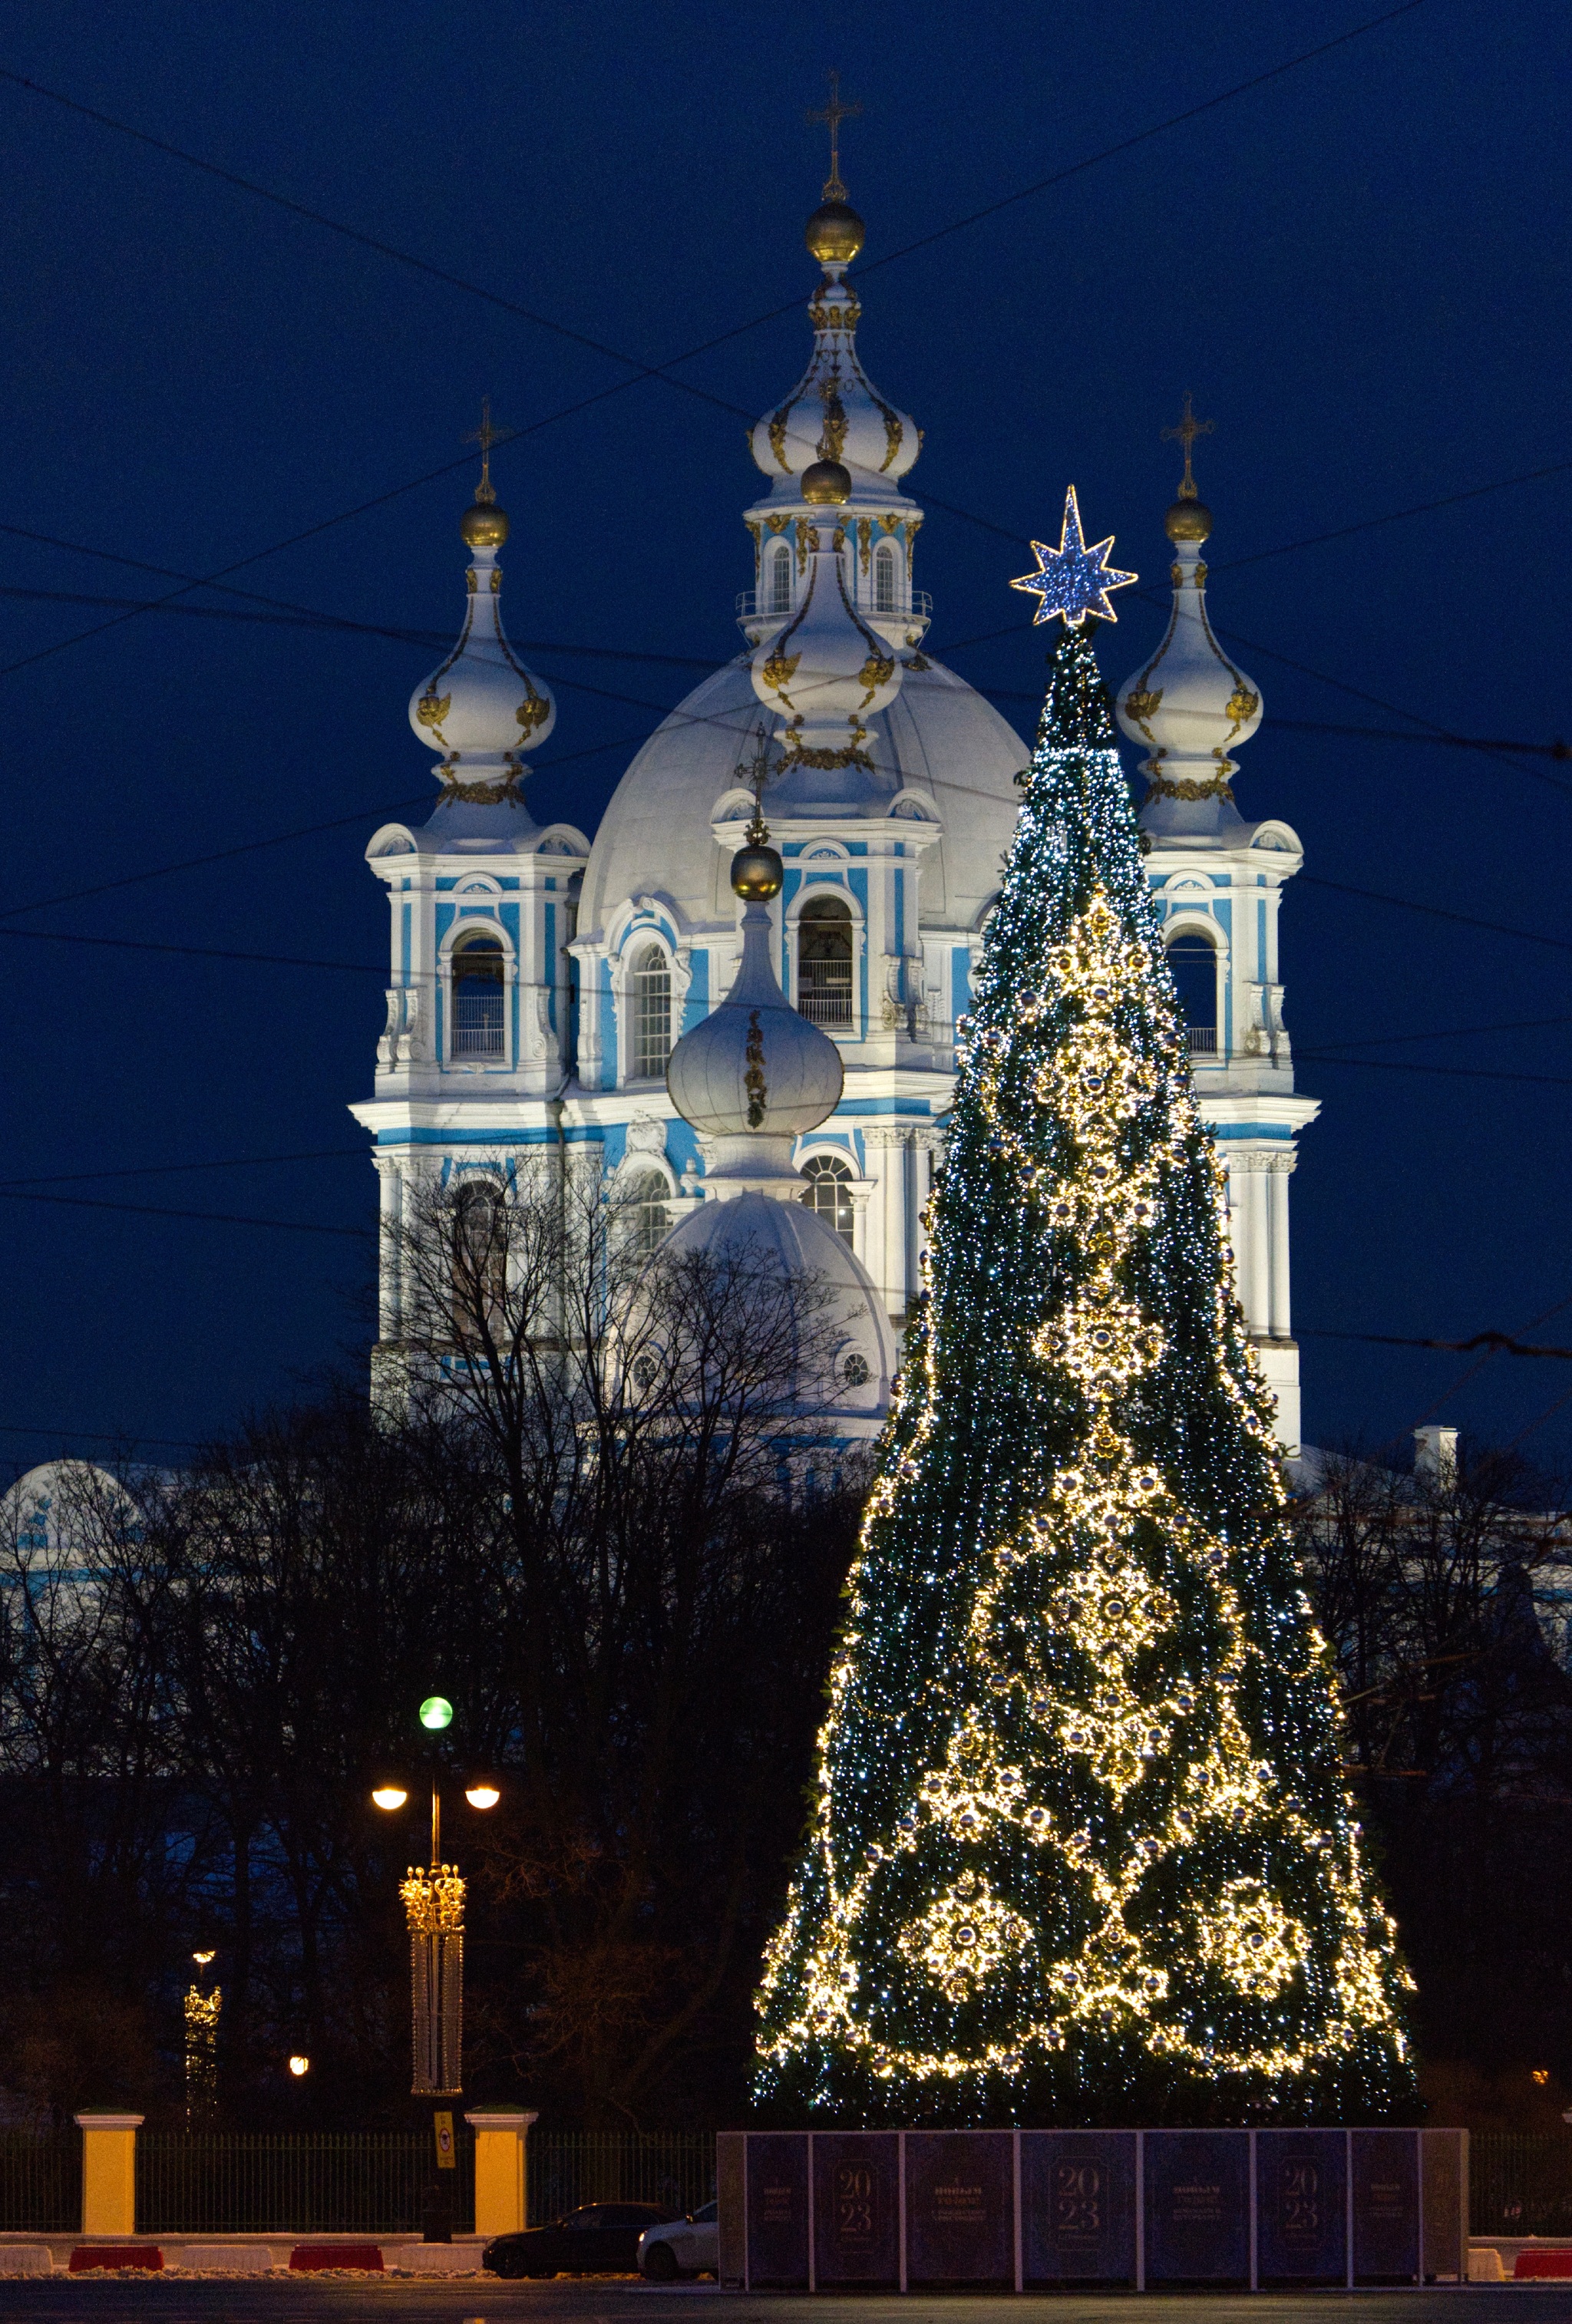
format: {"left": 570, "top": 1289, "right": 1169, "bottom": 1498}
{"left": 372, "top": 1696, "right": 500, "bottom": 2098}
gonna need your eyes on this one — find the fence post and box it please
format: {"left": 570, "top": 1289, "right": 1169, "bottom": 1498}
{"left": 74, "top": 2113, "right": 143, "bottom": 2237}
{"left": 465, "top": 2107, "right": 537, "bottom": 2237}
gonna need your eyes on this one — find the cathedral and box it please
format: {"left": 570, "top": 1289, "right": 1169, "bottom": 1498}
{"left": 349, "top": 180, "right": 1315, "bottom": 1454}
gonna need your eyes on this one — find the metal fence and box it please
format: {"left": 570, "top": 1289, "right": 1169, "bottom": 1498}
{"left": 1471, "top": 2132, "right": 1572, "bottom": 2239}
{"left": 527, "top": 2132, "right": 715, "bottom": 2227}
{"left": 135, "top": 2131, "right": 475, "bottom": 2236}
{"left": 0, "top": 2128, "right": 1554, "bottom": 2240}
{"left": 0, "top": 2134, "right": 79, "bottom": 2233}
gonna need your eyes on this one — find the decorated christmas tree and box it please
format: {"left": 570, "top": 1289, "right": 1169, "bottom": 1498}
{"left": 755, "top": 493, "right": 1415, "bottom": 2127}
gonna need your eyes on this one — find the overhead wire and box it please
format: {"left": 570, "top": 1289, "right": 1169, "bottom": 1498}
{"left": 0, "top": 3, "right": 1438, "bottom": 682}
{"left": 0, "top": 1186, "right": 370, "bottom": 1238}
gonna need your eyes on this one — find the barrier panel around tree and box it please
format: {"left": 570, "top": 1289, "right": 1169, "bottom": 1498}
{"left": 717, "top": 2127, "right": 1467, "bottom": 2292}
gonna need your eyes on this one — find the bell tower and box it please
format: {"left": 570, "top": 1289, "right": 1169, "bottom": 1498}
{"left": 350, "top": 430, "right": 591, "bottom": 1376}
{"left": 1115, "top": 410, "right": 1318, "bottom": 1455}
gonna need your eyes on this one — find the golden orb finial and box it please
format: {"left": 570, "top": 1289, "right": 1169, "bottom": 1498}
{"left": 805, "top": 200, "right": 865, "bottom": 266}
{"left": 461, "top": 499, "right": 510, "bottom": 549}
{"left": 801, "top": 457, "right": 851, "bottom": 506}
{"left": 732, "top": 840, "right": 784, "bottom": 902}
{"left": 1164, "top": 498, "right": 1213, "bottom": 543}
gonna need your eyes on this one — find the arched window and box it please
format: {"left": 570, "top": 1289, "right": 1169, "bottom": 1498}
{"left": 1166, "top": 929, "right": 1219, "bottom": 1053}
{"left": 451, "top": 1179, "right": 507, "bottom": 1338}
{"left": 629, "top": 943, "right": 672, "bottom": 1079}
{"left": 800, "top": 1154, "right": 855, "bottom": 1243}
{"left": 451, "top": 932, "right": 505, "bottom": 1058}
{"left": 797, "top": 894, "right": 854, "bottom": 1028}
{"left": 621, "top": 1169, "right": 671, "bottom": 1256}
{"left": 768, "top": 542, "right": 793, "bottom": 615}
{"left": 874, "top": 541, "right": 897, "bottom": 613}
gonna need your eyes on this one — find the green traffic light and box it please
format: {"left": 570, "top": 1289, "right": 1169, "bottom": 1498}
{"left": 418, "top": 1695, "right": 454, "bottom": 1731}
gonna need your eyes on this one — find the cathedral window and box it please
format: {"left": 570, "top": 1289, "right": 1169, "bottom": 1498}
{"left": 451, "top": 933, "right": 506, "bottom": 1058}
{"left": 768, "top": 542, "right": 793, "bottom": 615}
{"left": 451, "top": 1178, "right": 507, "bottom": 1340}
{"left": 797, "top": 894, "right": 854, "bottom": 1029}
{"left": 800, "top": 1153, "right": 856, "bottom": 1243}
{"left": 621, "top": 1169, "right": 671, "bottom": 1256}
{"left": 874, "top": 540, "right": 897, "bottom": 613}
{"left": 1165, "top": 929, "right": 1219, "bottom": 1054}
{"left": 629, "top": 943, "right": 672, "bottom": 1079}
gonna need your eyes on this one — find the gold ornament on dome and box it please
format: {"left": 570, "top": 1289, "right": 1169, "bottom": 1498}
{"left": 760, "top": 647, "right": 801, "bottom": 699}
{"left": 416, "top": 687, "right": 451, "bottom": 732}
{"left": 857, "top": 649, "right": 895, "bottom": 705}
{"left": 778, "top": 716, "right": 873, "bottom": 772}
{"left": 1148, "top": 771, "right": 1236, "bottom": 804}
{"left": 515, "top": 678, "right": 550, "bottom": 737}
{"left": 1224, "top": 681, "right": 1260, "bottom": 738}
{"left": 816, "top": 378, "right": 848, "bottom": 464}
{"left": 1123, "top": 684, "right": 1163, "bottom": 740}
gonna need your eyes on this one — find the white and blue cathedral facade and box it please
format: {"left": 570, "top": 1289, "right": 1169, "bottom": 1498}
{"left": 350, "top": 189, "right": 1316, "bottom": 1454}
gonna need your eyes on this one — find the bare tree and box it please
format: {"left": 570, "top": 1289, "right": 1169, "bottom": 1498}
{"left": 378, "top": 1158, "right": 861, "bottom": 2121}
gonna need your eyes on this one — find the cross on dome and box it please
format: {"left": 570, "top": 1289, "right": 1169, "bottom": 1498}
{"left": 1161, "top": 391, "right": 1214, "bottom": 503}
{"left": 1010, "top": 487, "right": 1138, "bottom": 629}
{"left": 807, "top": 70, "right": 862, "bottom": 204}
{"left": 464, "top": 395, "right": 508, "bottom": 507}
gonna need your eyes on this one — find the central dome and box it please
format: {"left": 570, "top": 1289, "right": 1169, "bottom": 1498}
{"left": 576, "top": 655, "right": 1028, "bottom": 946}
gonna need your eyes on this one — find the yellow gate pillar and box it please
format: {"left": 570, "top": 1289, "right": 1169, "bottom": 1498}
{"left": 464, "top": 2106, "right": 537, "bottom": 2238}
{"left": 74, "top": 2112, "right": 143, "bottom": 2237}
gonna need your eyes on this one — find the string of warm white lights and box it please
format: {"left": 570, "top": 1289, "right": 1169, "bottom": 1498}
{"left": 756, "top": 619, "right": 1414, "bottom": 2123}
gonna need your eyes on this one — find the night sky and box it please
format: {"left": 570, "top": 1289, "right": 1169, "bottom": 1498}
{"left": 0, "top": 0, "right": 1564, "bottom": 1473}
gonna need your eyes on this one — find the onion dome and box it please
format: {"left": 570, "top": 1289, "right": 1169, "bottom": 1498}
{"left": 1115, "top": 451, "right": 1261, "bottom": 820}
{"left": 749, "top": 518, "right": 902, "bottom": 771}
{"left": 665, "top": 828, "right": 844, "bottom": 1190}
{"left": 748, "top": 201, "right": 918, "bottom": 490}
{"left": 408, "top": 488, "right": 556, "bottom": 799}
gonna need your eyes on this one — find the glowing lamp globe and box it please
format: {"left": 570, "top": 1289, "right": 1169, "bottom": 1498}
{"left": 371, "top": 1784, "right": 408, "bottom": 1811}
{"left": 418, "top": 1696, "right": 454, "bottom": 1731}
{"left": 464, "top": 1782, "right": 501, "bottom": 1811}
{"left": 287, "top": 2055, "right": 310, "bottom": 2078}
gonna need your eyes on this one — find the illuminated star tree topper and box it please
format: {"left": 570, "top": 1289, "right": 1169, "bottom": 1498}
{"left": 1010, "top": 485, "right": 1138, "bottom": 628}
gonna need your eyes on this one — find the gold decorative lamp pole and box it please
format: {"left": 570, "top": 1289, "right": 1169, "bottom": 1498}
{"left": 183, "top": 1950, "right": 220, "bottom": 2126}
{"left": 372, "top": 1696, "right": 500, "bottom": 2098}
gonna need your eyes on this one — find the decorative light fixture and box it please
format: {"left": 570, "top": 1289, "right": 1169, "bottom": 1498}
{"left": 372, "top": 1784, "right": 410, "bottom": 1811}
{"left": 184, "top": 1949, "right": 220, "bottom": 2128}
{"left": 464, "top": 1781, "right": 500, "bottom": 1811}
{"left": 287, "top": 2055, "right": 310, "bottom": 2078}
{"left": 418, "top": 1696, "right": 454, "bottom": 1731}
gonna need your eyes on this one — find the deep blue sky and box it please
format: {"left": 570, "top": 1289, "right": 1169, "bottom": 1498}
{"left": 0, "top": 0, "right": 1565, "bottom": 1472}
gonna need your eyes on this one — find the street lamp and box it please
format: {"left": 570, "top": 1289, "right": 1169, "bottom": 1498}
{"left": 287, "top": 2055, "right": 310, "bottom": 2078}
{"left": 372, "top": 1704, "right": 500, "bottom": 2097}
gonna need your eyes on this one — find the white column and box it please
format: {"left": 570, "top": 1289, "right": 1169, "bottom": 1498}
{"left": 372, "top": 1154, "right": 404, "bottom": 1340}
{"left": 1267, "top": 1157, "right": 1295, "bottom": 1339}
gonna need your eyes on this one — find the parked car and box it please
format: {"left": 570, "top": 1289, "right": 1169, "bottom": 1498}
{"left": 639, "top": 2200, "right": 719, "bottom": 2281}
{"left": 483, "top": 2202, "right": 673, "bottom": 2277}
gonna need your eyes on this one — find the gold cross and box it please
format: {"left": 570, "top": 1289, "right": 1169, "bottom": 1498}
{"left": 735, "top": 725, "right": 777, "bottom": 843}
{"left": 1161, "top": 391, "right": 1214, "bottom": 500}
{"left": 807, "top": 70, "right": 861, "bottom": 203}
{"left": 464, "top": 395, "right": 507, "bottom": 505}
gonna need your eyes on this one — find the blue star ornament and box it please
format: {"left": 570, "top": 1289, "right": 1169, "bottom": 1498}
{"left": 1009, "top": 485, "right": 1138, "bottom": 627}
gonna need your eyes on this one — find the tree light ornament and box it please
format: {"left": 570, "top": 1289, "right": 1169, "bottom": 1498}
{"left": 753, "top": 615, "right": 1415, "bottom": 2126}
{"left": 1009, "top": 486, "right": 1138, "bottom": 629}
